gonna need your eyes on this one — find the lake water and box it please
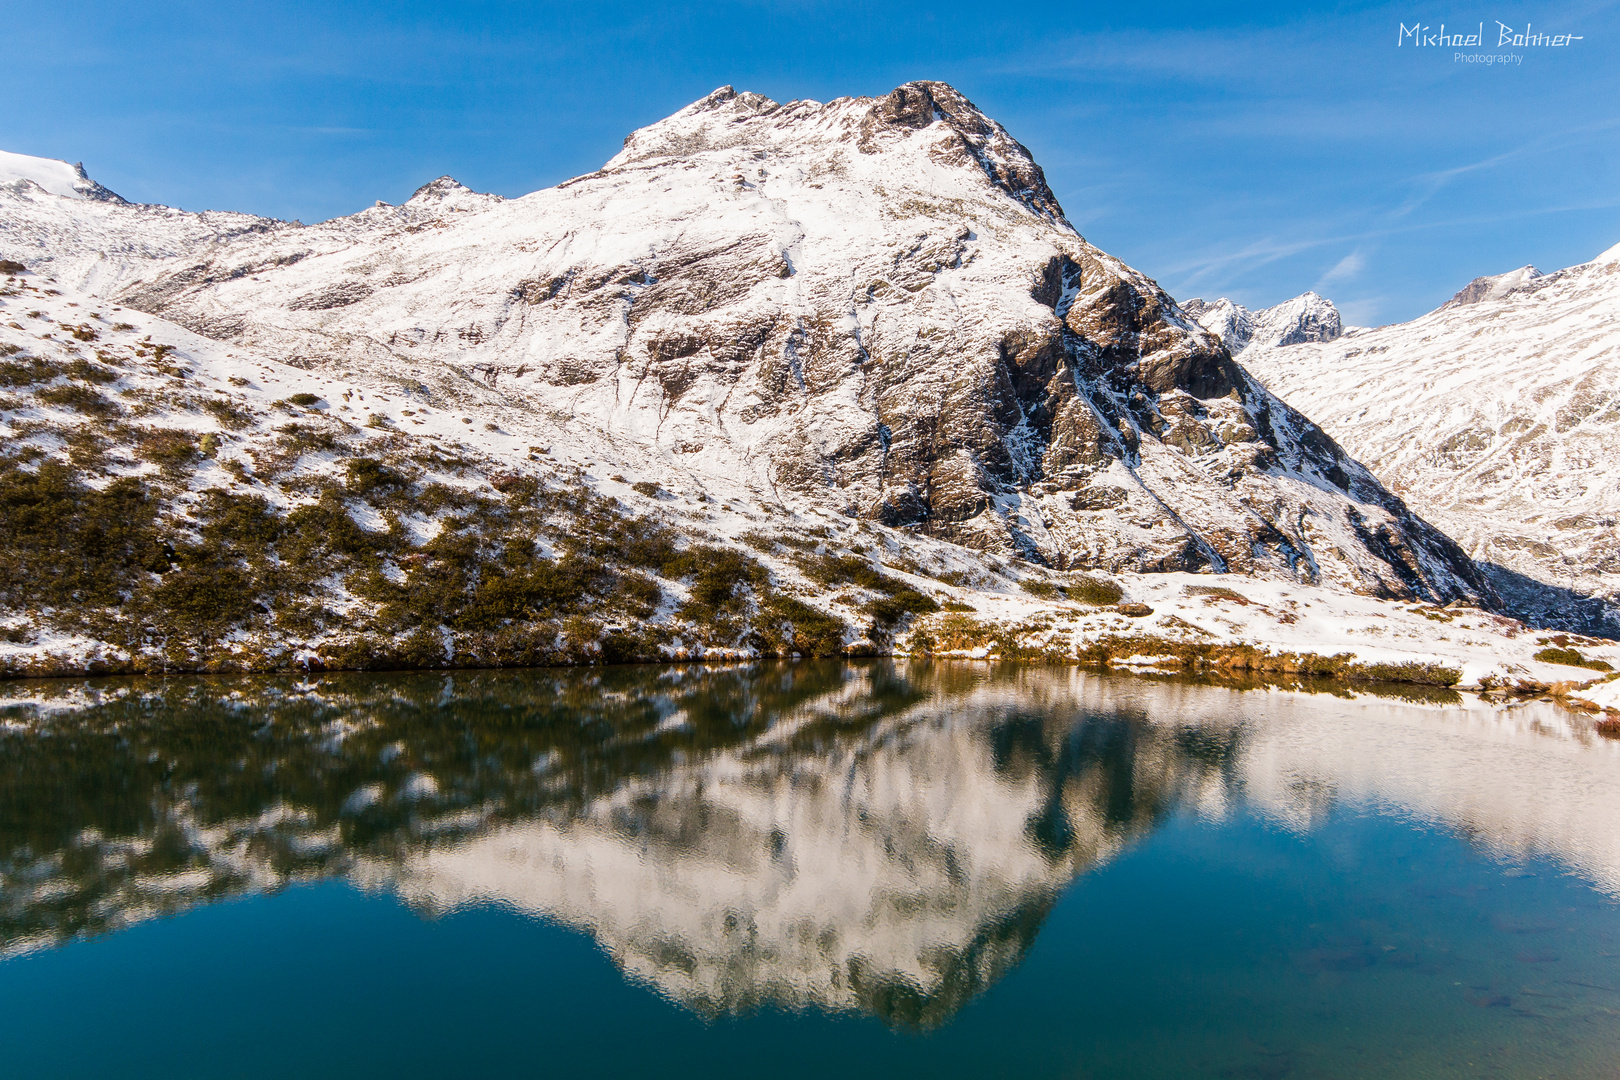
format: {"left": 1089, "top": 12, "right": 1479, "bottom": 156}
{"left": 2, "top": 662, "right": 1618, "bottom": 1079}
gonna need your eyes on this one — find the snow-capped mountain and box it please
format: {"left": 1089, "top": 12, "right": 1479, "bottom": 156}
{"left": 2, "top": 86, "right": 1486, "bottom": 603}
{"left": 1182, "top": 291, "right": 1345, "bottom": 356}
{"left": 1442, "top": 264, "right": 1543, "bottom": 308}
{"left": 1232, "top": 245, "right": 1620, "bottom": 628}
{"left": 13, "top": 83, "right": 1620, "bottom": 681}
{"left": 0, "top": 149, "right": 125, "bottom": 203}
{"left": 0, "top": 149, "right": 279, "bottom": 297}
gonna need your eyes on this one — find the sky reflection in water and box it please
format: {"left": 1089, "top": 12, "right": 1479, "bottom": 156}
{"left": 1, "top": 662, "right": 1618, "bottom": 1078}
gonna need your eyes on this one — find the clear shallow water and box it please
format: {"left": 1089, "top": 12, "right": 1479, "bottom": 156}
{"left": 1, "top": 663, "right": 1618, "bottom": 1079}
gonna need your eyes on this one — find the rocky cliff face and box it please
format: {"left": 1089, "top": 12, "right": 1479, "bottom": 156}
{"left": 0, "top": 84, "right": 1489, "bottom": 604}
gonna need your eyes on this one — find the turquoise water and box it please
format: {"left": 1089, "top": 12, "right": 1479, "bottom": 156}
{"left": 1, "top": 663, "right": 1617, "bottom": 1078}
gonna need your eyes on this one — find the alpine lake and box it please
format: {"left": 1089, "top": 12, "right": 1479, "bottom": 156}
{"left": 2, "top": 661, "right": 1617, "bottom": 1079}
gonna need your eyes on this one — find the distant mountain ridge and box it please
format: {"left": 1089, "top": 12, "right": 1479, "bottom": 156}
{"left": 1228, "top": 246, "right": 1620, "bottom": 631}
{"left": 1182, "top": 292, "right": 1345, "bottom": 356}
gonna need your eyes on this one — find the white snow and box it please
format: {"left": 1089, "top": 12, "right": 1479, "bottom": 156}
{"left": 1236, "top": 242, "right": 1620, "bottom": 610}
{"left": 0, "top": 150, "right": 95, "bottom": 200}
{"left": 1184, "top": 290, "right": 1344, "bottom": 356}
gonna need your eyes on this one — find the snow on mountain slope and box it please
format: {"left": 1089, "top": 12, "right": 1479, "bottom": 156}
{"left": 1442, "top": 264, "right": 1543, "bottom": 308}
{"left": 1235, "top": 245, "right": 1620, "bottom": 630}
{"left": 0, "top": 150, "right": 124, "bottom": 202}
{"left": 0, "top": 157, "right": 279, "bottom": 297}
{"left": 1183, "top": 291, "right": 1345, "bottom": 356}
{"left": 4, "top": 262, "right": 1610, "bottom": 686}
{"left": 2, "top": 83, "right": 1495, "bottom": 609}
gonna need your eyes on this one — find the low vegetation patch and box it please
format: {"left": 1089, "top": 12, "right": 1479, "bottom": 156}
{"left": 799, "top": 552, "right": 938, "bottom": 628}
{"left": 1533, "top": 647, "right": 1613, "bottom": 671}
{"left": 1021, "top": 575, "right": 1124, "bottom": 605}
{"left": 1186, "top": 584, "right": 1248, "bottom": 604}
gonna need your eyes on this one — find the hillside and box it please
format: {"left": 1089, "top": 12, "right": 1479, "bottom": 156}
{"left": 3, "top": 84, "right": 1615, "bottom": 690}
{"left": 1232, "top": 246, "right": 1620, "bottom": 633}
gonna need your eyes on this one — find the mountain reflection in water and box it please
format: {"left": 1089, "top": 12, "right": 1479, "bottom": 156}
{"left": 1, "top": 662, "right": 1616, "bottom": 1029}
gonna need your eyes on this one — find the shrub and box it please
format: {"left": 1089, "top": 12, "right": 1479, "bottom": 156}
{"left": 287, "top": 392, "right": 322, "bottom": 407}
{"left": 37, "top": 383, "right": 119, "bottom": 416}
{"left": 1354, "top": 660, "right": 1462, "bottom": 686}
{"left": 615, "top": 572, "right": 662, "bottom": 618}
{"left": 202, "top": 398, "right": 254, "bottom": 429}
{"left": 610, "top": 518, "right": 679, "bottom": 570}
{"left": 276, "top": 423, "right": 340, "bottom": 454}
{"left": 134, "top": 429, "right": 199, "bottom": 475}
{"left": 147, "top": 562, "right": 257, "bottom": 640}
{"left": 196, "top": 489, "right": 283, "bottom": 553}
{"left": 916, "top": 613, "right": 996, "bottom": 652}
{"left": 450, "top": 548, "right": 614, "bottom": 630}
{"left": 800, "top": 553, "right": 908, "bottom": 594}
{"left": 345, "top": 456, "right": 408, "bottom": 496}
{"left": 1065, "top": 576, "right": 1124, "bottom": 605}
{"left": 66, "top": 359, "right": 118, "bottom": 384}
{"left": 0, "top": 458, "right": 161, "bottom": 609}
{"left": 1534, "top": 647, "right": 1613, "bottom": 671}
{"left": 0, "top": 356, "right": 59, "bottom": 386}
{"left": 1020, "top": 580, "right": 1062, "bottom": 600}
{"left": 284, "top": 493, "right": 396, "bottom": 564}
{"left": 862, "top": 588, "right": 939, "bottom": 625}
{"left": 758, "top": 594, "right": 847, "bottom": 656}
{"left": 677, "top": 546, "right": 767, "bottom": 619}
{"left": 0, "top": 260, "right": 25, "bottom": 274}
{"left": 631, "top": 480, "right": 664, "bottom": 498}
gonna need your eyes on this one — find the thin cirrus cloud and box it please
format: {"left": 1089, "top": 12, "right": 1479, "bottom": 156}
{"left": 1316, "top": 251, "right": 1366, "bottom": 289}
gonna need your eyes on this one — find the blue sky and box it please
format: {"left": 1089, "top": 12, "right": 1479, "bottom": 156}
{"left": 4, "top": 0, "right": 1617, "bottom": 324}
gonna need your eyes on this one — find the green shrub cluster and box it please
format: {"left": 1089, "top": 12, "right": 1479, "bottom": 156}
{"left": 0, "top": 431, "right": 874, "bottom": 672}
{"left": 1020, "top": 575, "right": 1123, "bottom": 606}
{"left": 202, "top": 398, "right": 255, "bottom": 429}
{"left": 36, "top": 383, "right": 119, "bottom": 416}
{"left": 0, "top": 457, "right": 164, "bottom": 610}
{"left": 799, "top": 553, "right": 938, "bottom": 626}
{"left": 1533, "top": 647, "right": 1613, "bottom": 671}
{"left": 0, "top": 356, "right": 59, "bottom": 385}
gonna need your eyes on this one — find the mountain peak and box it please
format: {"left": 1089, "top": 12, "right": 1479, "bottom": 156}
{"left": 407, "top": 175, "right": 494, "bottom": 202}
{"left": 0, "top": 149, "right": 126, "bottom": 203}
{"left": 1441, "top": 264, "right": 1542, "bottom": 309}
{"left": 603, "top": 81, "right": 1066, "bottom": 223}
{"left": 1184, "top": 291, "right": 1343, "bottom": 355}
{"left": 401, "top": 175, "right": 502, "bottom": 216}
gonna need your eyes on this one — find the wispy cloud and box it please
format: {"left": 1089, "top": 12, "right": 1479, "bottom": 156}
{"left": 1316, "top": 250, "right": 1366, "bottom": 289}
{"left": 1390, "top": 118, "right": 1620, "bottom": 218}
